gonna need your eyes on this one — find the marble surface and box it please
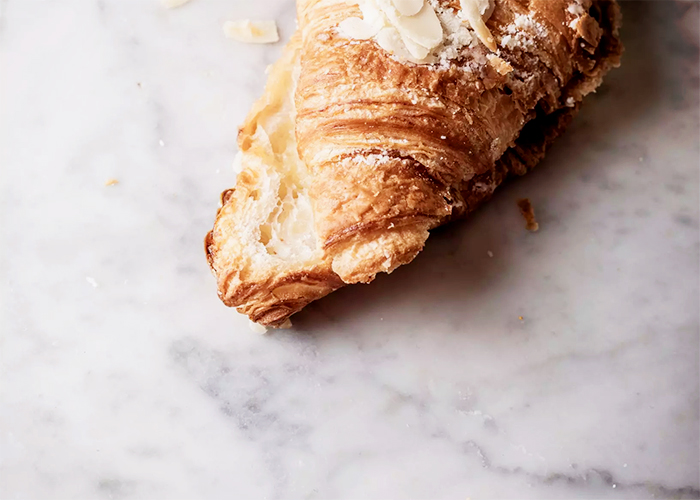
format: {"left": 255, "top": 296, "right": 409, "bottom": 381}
{"left": 1, "top": 1, "right": 699, "bottom": 499}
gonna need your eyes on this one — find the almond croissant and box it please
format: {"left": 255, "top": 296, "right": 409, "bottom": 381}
{"left": 205, "top": 0, "right": 622, "bottom": 327}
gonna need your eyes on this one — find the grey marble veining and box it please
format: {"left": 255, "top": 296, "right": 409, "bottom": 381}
{"left": 1, "top": 1, "right": 698, "bottom": 499}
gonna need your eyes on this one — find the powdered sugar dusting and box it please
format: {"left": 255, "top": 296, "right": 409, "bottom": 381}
{"left": 342, "top": 152, "right": 395, "bottom": 167}
{"left": 500, "top": 13, "right": 548, "bottom": 51}
{"left": 366, "top": 153, "right": 395, "bottom": 165}
{"left": 514, "top": 13, "right": 548, "bottom": 38}
{"left": 430, "top": 1, "right": 478, "bottom": 67}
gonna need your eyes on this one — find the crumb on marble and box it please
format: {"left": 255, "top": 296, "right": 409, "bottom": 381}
{"left": 517, "top": 198, "right": 539, "bottom": 232}
{"left": 223, "top": 20, "right": 279, "bottom": 44}
{"left": 86, "top": 276, "right": 99, "bottom": 288}
{"left": 161, "top": 0, "right": 191, "bottom": 9}
{"left": 518, "top": 316, "right": 524, "bottom": 321}
{"left": 105, "top": 178, "right": 119, "bottom": 186}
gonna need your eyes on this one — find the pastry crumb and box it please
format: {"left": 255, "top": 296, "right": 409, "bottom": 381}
{"left": 487, "top": 54, "right": 513, "bottom": 75}
{"left": 224, "top": 20, "right": 279, "bottom": 44}
{"left": 161, "top": 0, "right": 191, "bottom": 9}
{"left": 518, "top": 316, "right": 524, "bottom": 321}
{"left": 568, "top": 3, "right": 585, "bottom": 16}
{"left": 517, "top": 198, "right": 539, "bottom": 232}
{"left": 105, "top": 178, "right": 119, "bottom": 186}
{"left": 487, "top": 250, "right": 494, "bottom": 258}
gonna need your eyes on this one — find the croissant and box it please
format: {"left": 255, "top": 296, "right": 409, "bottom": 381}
{"left": 205, "top": 0, "right": 622, "bottom": 327}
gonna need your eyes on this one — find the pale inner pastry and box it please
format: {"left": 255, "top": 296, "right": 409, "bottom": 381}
{"left": 337, "top": 0, "right": 496, "bottom": 63}
{"left": 230, "top": 46, "right": 319, "bottom": 263}
{"left": 224, "top": 20, "right": 280, "bottom": 44}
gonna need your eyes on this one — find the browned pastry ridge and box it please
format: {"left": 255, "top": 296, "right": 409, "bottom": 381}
{"left": 205, "top": 0, "right": 623, "bottom": 327}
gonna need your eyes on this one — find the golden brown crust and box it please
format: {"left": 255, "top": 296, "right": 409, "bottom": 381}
{"left": 205, "top": 0, "right": 623, "bottom": 327}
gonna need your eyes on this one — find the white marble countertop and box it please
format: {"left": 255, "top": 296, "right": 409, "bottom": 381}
{"left": 1, "top": 1, "right": 699, "bottom": 499}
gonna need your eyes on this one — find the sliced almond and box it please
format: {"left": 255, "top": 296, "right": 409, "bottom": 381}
{"left": 394, "top": 2, "right": 443, "bottom": 50}
{"left": 400, "top": 32, "right": 431, "bottom": 59}
{"left": 375, "top": 27, "right": 413, "bottom": 60}
{"left": 390, "top": 0, "right": 424, "bottom": 17}
{"left": 338, "top": 17, "right": 381, "bottom": 40}
{"left": 223, "top": 20, "right": 279, "bottom": 44}
{"left": 459, "top": 0, "right": 496, "bottom": 51}
{"left": 360, "top": 0, "right": 388, "bottom": 31}
{"left": 474, "top": 0, "right": 495, "bottom": 18}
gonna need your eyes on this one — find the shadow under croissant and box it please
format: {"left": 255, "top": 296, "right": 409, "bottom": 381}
{"left": 290, "top": 1, "right": 673, "bottom": 335}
